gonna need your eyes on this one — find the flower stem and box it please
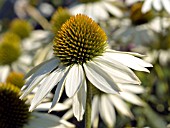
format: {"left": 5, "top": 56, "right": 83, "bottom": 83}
{"left": 85, "top": 80, "right": 92, "bottom": 128}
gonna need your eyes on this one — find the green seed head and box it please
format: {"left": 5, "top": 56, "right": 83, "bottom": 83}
{"left": 50, "top": 7, "right": 72, "bottom": 34}
{"left": 10, "top": 19, "right": 33, "bottom": 39}
{"left": 0, "top": 41, "right": 21, "bottom": 65}
{"left": 6, "top": 72, "right": 25, "bottom": 89}
{"left": 0, "top": 83, "right": 30, "bottom": 128}
{"left": 79, "top": 0, "right": 99, "bottom": 3}
{"left": 53, "top": 14, "right": 107, "bottom": 66}
{"left": 130, "top": 2, "right": 154, "bottom": 25}
{"left": 2, "top": 32, "right": 21, "bottom": 45}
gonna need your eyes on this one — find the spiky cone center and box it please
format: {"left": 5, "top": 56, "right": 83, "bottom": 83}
{"left": 10, "top": 19, "right": 33, "bottom": 39}
{"left": 79, "top": 0, "right": 99, "bottom": 3}
{"left": 51, "top": 7, "right": 72, "bottom": 34}
{"left": 6, "top": 72, "right": 25, "bottom": 89}
{"left": 130, "top": 2, "right": 154, "bottom": 25}
{"left": 0, "top": 41, "right": 21, "bottom": 65}
{"left": 0, "top": 83, "right": 30, "bottom": 128}
{"left": 53, "top": 14, "right": 107, "bottom": 66}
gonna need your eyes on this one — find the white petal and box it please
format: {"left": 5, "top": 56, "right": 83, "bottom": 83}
{"left": 118, "top": 84, "right": 145, "bottom": 94}
{"left": 108, "top": 95, "right": 133, "bottom": 118}
{"left": 162, "top": 0, "right": 170, "bottom": 14}
{"left": 62, "top": 109, "right": 74, "bottom": 120}
{"left": 92, "top": 2, "right": 109, "bottom": 21}
{"left": 29, "top": 67, "right": 65, "bottom": 111}
{"left": 104, "top": 51, "right": 152, "bottom": 72}
{"left": 35, "top": 102, "right": 70, "bottom": 111}
{"left": 142, "top": 0, "right": 153, "bottom": 13}
{"left": 153, "top": 0, "right": 162, "bottom": 11}
{"left": 49, "top": 67, "right": 70, "bottom": 112}
{"left": 25, "top": 57, "right": 59, "bottom": 79}
{"left": 65, "top": 64, "right": 84, "bottom": 98}
{"left": 94, "top": 57, "right": 140, "bottom": 84}
{"left": 73, "top": 80, "right": 86, "bottom": 121}
{"left": 106, "top": 49, "right": 146, "bottom": 57}
{"left": 22, "top": 58, "right": 59, "bottom": 93}
{"left": 0, "top": 66, "right": 10, "bottom": 82}
{"left": 120, "top": 92, "right": 144, "bottom": 106}
{"left": 84, "top": 62, "right": 120, "bottom": 94}
{"left": 103, "top": 1, "right": 123, "bottom": 17}
{"left": 69, "top": 4, "right": 86, "bottom": 15}
{"left": 91, "top": 95, "right": 99, "bottom": 123}
{"left": 20, "top": 74, "right": 47, "bottom": 99}
{"left": 100, "top": 95, "right": 116, "bottom": 127}
{"left": 26, "top": 112, "right": 75, "bottom": 128}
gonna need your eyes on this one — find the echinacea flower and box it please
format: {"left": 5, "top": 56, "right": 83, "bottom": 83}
{"left": 69, "top": 0, "right": 123, "bottom": 21}
{"left": 20, "top": 14, "right": 152, "bottom": 121}
{"left": 0, "top": 83, "right": 75, "bottom": 128}
{"left": 142, "top": 0, "right": 170, "bottom": 14}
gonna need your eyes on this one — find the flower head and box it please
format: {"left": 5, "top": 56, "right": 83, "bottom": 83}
{"left": 0, "top": 40, "right": 21, "bottom": 65}
{"left": 20, "top": 14, "right": 152, "bottom": 121}
{"left": 0, "top": 83, "right": 75, "bottom": 128}
{"left": 130, "top": 2, "right": 154, "bottom": 25}
{"left": 10, "top": 19, "right": 33, "bottom": 39}
{"left": 0, "top": 83, "right": 30, "bottom": 128}
{"left": 50, "top": 7, "right": 72, "bottom": 34}
{"left": 6, "top": 72, "right": 25, "bottom": 89}
{"left": 53, "top": 14, "right": 107, "bottom": 66}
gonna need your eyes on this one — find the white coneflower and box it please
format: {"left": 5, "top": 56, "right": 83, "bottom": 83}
{"left": 20, "top": 14, "right": 152, "bottom": 121}
{"left": 69, "top": 0, "right": 123, "bottom": 21}
{"left": 0, "top": 83, "right": 75, "bottom": 128}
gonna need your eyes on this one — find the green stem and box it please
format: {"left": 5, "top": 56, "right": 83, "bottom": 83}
{"left": 85, "top": 80, "right": 92, "bottom": 128}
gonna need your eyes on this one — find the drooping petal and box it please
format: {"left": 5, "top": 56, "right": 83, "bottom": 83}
{"left": 92, "top": 2, "right": 109, "bottom": 21}
{"left": 25, "top": 112, "right": 75, "bottom": 128}
{"left": 25, "top": 57, "right": 59, "bottom": 79}
{"left": 153, "top": 0, "right": 162, "bottom": 11}
{"left": 104, "top": 51, "right": 152, "bottom": 72}
{"left": 142, "top": 0, "right": 153, "bottom": 13}
{"left": 0, "top": 65, "right": 10, "bottom": 82}
{"left": 118, "top": 84, "right": 145, "bottom": 94}
{"left": 94, "top": 57, "right": 141, "bottom": 84}
{"left": 162, "top": 0, "right": 170, "bottom": 14}
{"left": 29, "top": 66, "right": 65, "bottom": 111}
{"left": 62, "top": 109, "right": 74, "bottom": 120}
{"left": 69, "top": 4, "right": 86, "bottom": 16}
{"left": 49, "top": 67, "right": 70, "bottom": 112}
{"left": 100, "top": 95, "right": 116, "bottom": 127}
{"left": 35, "top": 102, "right": 70, "bottom": 111}
{"left": 72, "top": 79, "right": 87, "bottom": 121}
{"left": 120, "top": 92, "right": 145, "bottom": 106}
{"left": 22, "top": 58, "right": 59, "bottom": 93}
{"left": 65, "top": 64, "right": 84, "bottom": 98}
{"left": 20, "top": 74, "right": 47, "bottom": 99}
{"left": 103, "top": 1, "right": 123, "bottom": 18}
{"left": 108, "top": 95, "right": 133, "bottom": 118}
{"left": 91, "top": 95, "right": 99, "bottom": 124}
{"left": 106, "top": 49, "right": 146, "bottom": 57}
{"left": 84, "top": 62, "right": 120, "bottom": 94}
